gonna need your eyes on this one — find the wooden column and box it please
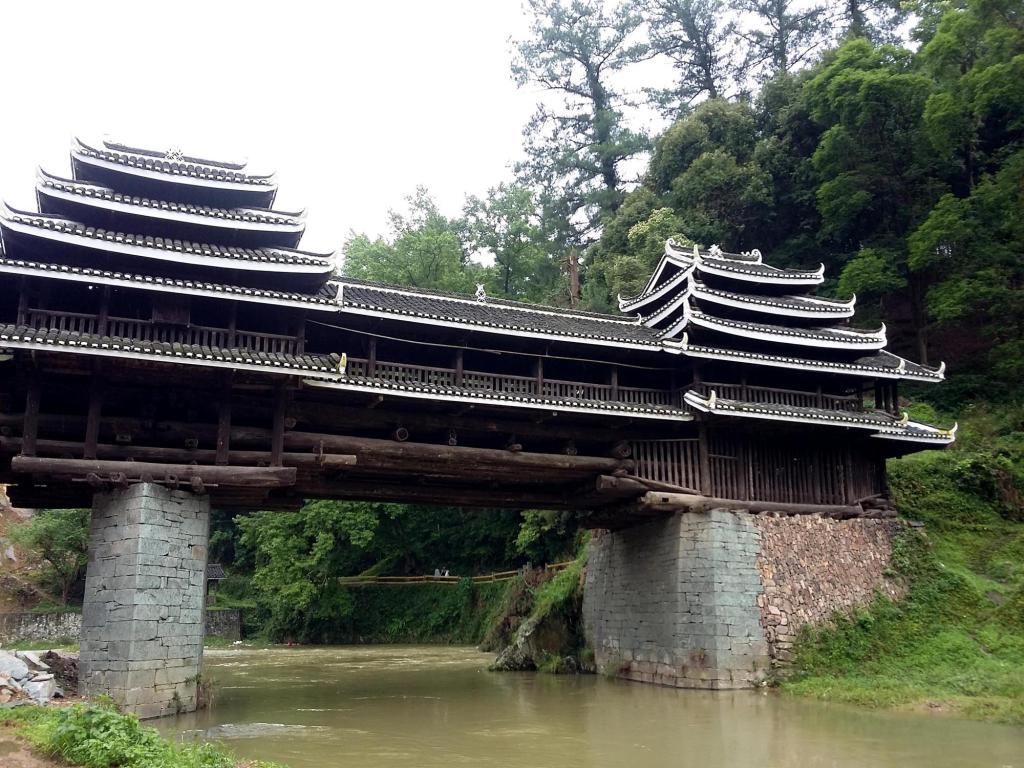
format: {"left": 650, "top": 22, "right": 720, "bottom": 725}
{"left": 216, "top": 378, "right": 232, "bottom": 466}
{"left": 609, "top": 366, "right": 619, "bottom": 401}
{"left": 22, "top": 377, "right": 40, "bottom": 458}
{"left": 295, "top": 311, "right": 307, "bottom": 355}
{"left": 453, "top": 349, "right": 463, "bottom": 387}
{"left": 367, "top": 338, "right": 378, "bottom": 377}
{"left": 697, "top": 422, "right": 712, "bottom": 496}
{"left": 270, "top": 384, "right": 287, "bottom": 467}
{"left": 16, "top": 278, "right": 30, "bottom": 326}
{"left": 96, "top": 287, "right": 111, "bottom": 337}
{"left": 227, "top": 304, "right": 238, "bottom": 348}
{"left": 534, "top": 358, "right": 544, "bottom": 395}
{"left": 83, "top": 370, "right": 104, "bottom": 461}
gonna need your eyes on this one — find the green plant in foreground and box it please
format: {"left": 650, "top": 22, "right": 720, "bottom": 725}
{"left": 3, "top": 701, "right": 284, "bottom": 768}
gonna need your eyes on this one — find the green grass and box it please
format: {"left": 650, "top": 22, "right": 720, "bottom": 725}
{"left": 782, "top": 418, "right": 1024, "bottom": 724}
{"left": 0, "top": 700, "right": 285, "bottom": 768}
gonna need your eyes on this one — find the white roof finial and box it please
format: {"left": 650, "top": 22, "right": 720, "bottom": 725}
{"left": 475, "top": 284, "right": 487, "bottom": 303}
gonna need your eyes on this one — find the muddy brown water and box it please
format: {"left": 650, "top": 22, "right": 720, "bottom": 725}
{"left": 160, "top": 646, "right": 1023, "bottom": 768}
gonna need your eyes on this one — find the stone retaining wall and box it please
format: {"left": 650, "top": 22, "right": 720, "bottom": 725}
{"left": 583, "top": 510, "right": 902, "bottom": 689}
{"left": 0, "top": 609, "right": 242, "bottom": 646}
{"left": 754, "top": 516, "right": 902, "bottom": 665}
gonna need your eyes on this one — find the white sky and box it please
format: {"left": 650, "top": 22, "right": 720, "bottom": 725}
{"left": 0, "top": 0, "right": 553, "bottom": 252}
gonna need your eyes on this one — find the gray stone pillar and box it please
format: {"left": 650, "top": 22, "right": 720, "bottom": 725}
{"left": 80, "top": 483, "right": 209, "bottom": 718}
{"left": 583, "top": 509, "right": 769, "bottom": 689}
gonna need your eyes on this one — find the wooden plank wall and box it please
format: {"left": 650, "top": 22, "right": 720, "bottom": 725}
{"left": 632, "top": 431, "right": 883, "bottom": 506}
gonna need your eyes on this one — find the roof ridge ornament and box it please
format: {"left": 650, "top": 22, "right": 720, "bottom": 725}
{"left": 708, "top": 244, "right": 724, "bottom": 259}
{"left": 165, "top": 146, "right": 185, "bottom": 162}
{"left": 741, "top": 248, "right": 763, "bottom": 263}
{"left": 898, "top": 411, "right": 910, "bottom": 426}
{"left": 475, "top": 284, "right": 487, "bottom": 303}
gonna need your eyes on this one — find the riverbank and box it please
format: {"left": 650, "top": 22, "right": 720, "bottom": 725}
{"left": 780, "top": 425, "right": 1024, "bottom": 725}
{"left": 0, "top": 702, "right": 284, "bottom": 768}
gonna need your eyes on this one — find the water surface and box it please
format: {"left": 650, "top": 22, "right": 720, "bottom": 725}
{"left": 162, "top": 646, "right": 1023, "bottom": 768}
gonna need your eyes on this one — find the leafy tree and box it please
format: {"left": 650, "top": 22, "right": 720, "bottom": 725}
{"left": 831, "top": 0, "right": 907, "bottom": 43}
{"left": 342, "top": 187, "right": 479, "bottom": 292}
{"left": 644, "top": 0, "right": 739, "bottom": 114}
{"left": 512, "top": 0, "right": 651, "bottom": 240}
{"left": 9, "top": 508, "right": 89, "bottom": 604}
{"left": 734, "top": 0, "right": 829, "bottom": 79}
{"left": 463, "top": 185, "right": 563, "bottom": 302}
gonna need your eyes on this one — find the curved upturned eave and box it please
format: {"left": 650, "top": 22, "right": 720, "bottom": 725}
{"left": 665, "top": 338, "right": 945, "bottom": 382}
{"left": 691, "top": 282, "right": 856, "bottom": 319}
{"left": 36, "top": 170, "right": 305, "bottom": 237}
{"left": 72, "top": 138, "right": 278, "bottom": 195}
{"left": 695, "top": 257, "right": 825, "bottom": 287}
{"left": 689, "top": 310, "right": 886, "bottom": 350}
{"left": 618, "top": 266, "right": 691, "bottom": 314}
{"left": 0, "top": 205, "right": 334, "bottom": 275}
{"left": 683, "top": 390, "right": 956, "bottom": 445}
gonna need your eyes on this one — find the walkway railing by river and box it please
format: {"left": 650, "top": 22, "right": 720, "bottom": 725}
{"left": 337, "top": 561, "right": 574, "bottom": 586}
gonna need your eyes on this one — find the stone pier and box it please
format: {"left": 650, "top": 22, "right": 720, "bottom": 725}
{"left": 583, "top": 509, "right": 902, "bottom": 689}
{"left": 80, "top": 484, "right": 210, "bottom": 718}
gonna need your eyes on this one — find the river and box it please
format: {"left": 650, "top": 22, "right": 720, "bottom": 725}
{"left": 161, "top": 646, "right": 1023, "bottom": 768}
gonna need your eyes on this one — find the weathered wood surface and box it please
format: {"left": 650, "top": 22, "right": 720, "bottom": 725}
{"left": 10, "top": 456, "right": 297, "bottom": 488}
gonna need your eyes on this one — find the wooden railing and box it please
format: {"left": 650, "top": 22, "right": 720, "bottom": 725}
{"left": 25, "top": 309, "right": 299, "bottom": 355}
{"left": 344, "top": 356, "right": 679, "bottom": 409}
{"left": 695, "top": 381, "right": 862, "bottom": 412}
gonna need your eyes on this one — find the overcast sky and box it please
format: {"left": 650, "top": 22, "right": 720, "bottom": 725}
{"left": 0, "top": 0, "right": 566, "bottom": 252}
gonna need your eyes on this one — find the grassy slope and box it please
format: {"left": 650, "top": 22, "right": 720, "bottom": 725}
{"left": 783, "top": 406, "right": 1024, "bottom": 723}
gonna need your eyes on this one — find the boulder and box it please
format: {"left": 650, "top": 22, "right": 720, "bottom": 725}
{"left": 16, "top": 650, "right": 50, "bottom": 672}
{"left": 0, "top": 651, "right": 29, "bottom": 681}
{"left": 23, "top": 677, "right": 56, "bottom": 704}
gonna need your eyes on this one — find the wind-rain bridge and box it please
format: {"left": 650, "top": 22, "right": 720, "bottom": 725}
{"left": 0, "top": 138, "right": 952, "bottom": 716}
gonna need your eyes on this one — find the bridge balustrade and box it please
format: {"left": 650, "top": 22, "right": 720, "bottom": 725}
{"left": 694, "top": 381, "right": 863, "bottom": 412}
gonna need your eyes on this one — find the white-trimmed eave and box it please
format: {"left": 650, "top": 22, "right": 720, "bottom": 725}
{"left": 641, "top": 282, "right": 693, "bottom": 328}
{"left": 304, "top": 377, "right": 693, "bottom": 422}
{"left": 683, "top": 390, "right": 955, "bottom": 444}
{"left": 0, "top": 208, "right": 332, "bottom": 275}
{"left": 36, "top": 175, "right": 305, "bottom": 236}
{"left": 695, "top": 259, "right": 825, "bottom": 286}
{"left": 0, "top": 258, "right": 339, "bottom": 313}
{"left": 336, "top": 304, "right": 661, "bottom": 351}
{"left": 689, "top": 311, "right": 887, "bottom": 350}
{"left": 618, "top": 266, "right": 691, "bottom": 313}
{"left": 631, "top": 241, "right": 695, "bottom": 299}
{"left": 691, "top": 283, "right": 856, "bottom": 319}
{"left": 664, "top": 340, "right": 945, "bottom": 382}
{"left": 0, "top": 333, "right": 341, "bottom": 380}
{"left": 72, "top": 142, "right": 278, "bottom": 195}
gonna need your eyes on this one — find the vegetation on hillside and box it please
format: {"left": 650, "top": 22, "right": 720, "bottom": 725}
{"left": 784, "top": 406, "right": 1024, "bottom": 723}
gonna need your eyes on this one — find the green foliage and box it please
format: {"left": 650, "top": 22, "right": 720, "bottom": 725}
{"left": 9, "top": 508, "right": 90, "bottom": 604}
{"left": 4, "top": 700, "right": 282, "bottom": 768}
{"left": 785, "top": 409, "right": 1024, "bottom": 723}
{"left": 344, "top": 579, "right": 512, "bottom": 644}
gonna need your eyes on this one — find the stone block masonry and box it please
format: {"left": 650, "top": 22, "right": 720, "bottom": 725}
{"left": 0, "top": 609, "right": 242, "bottom": 645}
{"left": 584, "top": 509, "right": 770, "bottom": 689}
{"left": 583, "top": 510, "right": 901, "bottom": 689}
{"left": 79, "top": 483, "right": 210, "bottom": 719}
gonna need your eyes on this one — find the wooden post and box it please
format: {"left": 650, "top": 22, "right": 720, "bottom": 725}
{"left": 609, "top": 367, "right": 619, "bottom": 401}
{"left": 16, "top": 278, "right": 29, "bottom": 326}
{"left": 816, "top": 384, "right": 824, "bottom": 409}
{"left": 453, "top": 349, "right": 463, "bottom": 387}
{"left": 367, "top": 338, "right": 377, "bottom": 377}
{"left": 295, "top": 311, "right": 307, "bottom": 355}
{"left": 534, "top": 358, "right": 544, "bottom": 395}
{"left": 83, "top": 373, "right": 104, "bottom": 461}
{"left": 216, "top": 379, "right": 232, "bottom": 466}
{"left": 22, "top": 377, "right": 40, "bottom": 458}
{"left": 227, "top": 304, "right": 238, "bottom": 348}
{"left": 270, "top": 384, "right": 287, "bottom": 467}
{"left": 96, "top": 287, "right": 111, "bottom": 337}
{"left": 697, "top": 422, "right": 712, "bottom": 496}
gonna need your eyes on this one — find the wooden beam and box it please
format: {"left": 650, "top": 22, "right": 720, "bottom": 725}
{"left": 609, "top": 367, "right": 619, "bottom": 401}
{"left": 10, "top": 456, "right": 297, "bottom": 488}
{"left": 534, "top": 357, "right": 544, "bottom": 394}
{"left": 632, "top": 490, "right": 867, "bottom": 518}
{"left": 16, "top": 277, "right": 30, "bottom": 326}
{"left": 697, "top": 422, "right": 711, "bottom": 496}
{"left": 367, "top": 338, "right": 377, "bottom": 377}
{"left": 216, "top": 381, "right": 232, "bottom": 466}
{"left": 96, "top": 286, "right": 111, "bottom": 337}
{"left": 453, "top": 348, "right": 463, "bottom": 387}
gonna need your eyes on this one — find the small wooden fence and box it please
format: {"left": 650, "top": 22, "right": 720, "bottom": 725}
{"left": 337, "top": 560, "right": 574, "bottom": 587}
